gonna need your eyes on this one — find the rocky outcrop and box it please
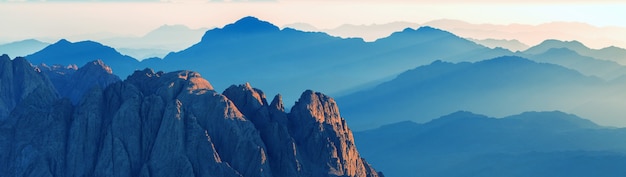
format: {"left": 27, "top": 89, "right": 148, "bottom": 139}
{"left": 223, "top": 84, "right": 380, "bottom": 177}
{"left": 38, "top": 59, "right": 121, "bottom": 104}
{"left": 0, "top": 61, "right": 380, "bottom": 177}
{"left": 289, "top": 90, "right": 380, "bottom": 177}
{"left": 0, "top": 54, "right": 58, "bottom": 121}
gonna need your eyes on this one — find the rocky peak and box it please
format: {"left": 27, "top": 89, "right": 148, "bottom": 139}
{"left": 222, "top": 82, "right": 268, "bottom": 118}
{"left": 269, "top": 94, "right": 285, "bottom": 112}
{"left": 289, "top": 90, "right": 380, "bottom": 177}
{"left": 291, "top": 90, "right": 342, "bottom": 124}
{"left": 82, "top": 59, "right": 113, "bottom": 74}
{"left": 0, "top": 68, "right": 380, "bottom": 177}
{"left": 125, "top": 69, "right": 213, "bottom": 99}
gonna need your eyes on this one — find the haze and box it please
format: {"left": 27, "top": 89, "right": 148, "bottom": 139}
{"left": 1, "top": 0, "right": 625, "bottom": 49}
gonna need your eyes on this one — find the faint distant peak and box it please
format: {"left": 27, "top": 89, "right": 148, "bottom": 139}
{"left": 282, "top": 22, "right": 320, "bottom": 32}
{"left": 425, "top": 111, "right": 490, "bottom": 127}
{"left": 540, "top": 39, "right": 587, "bottom": 48}
{"left": 480, "top": 55, "right": 533, "bottom": 64}
{"left": 222, "top": 16, "right": 280, "bottom": 33}
{"left": 505, "top": 111, "right": 600, "bottom": 129}
{"left": 444, "top": 110, "right": 487, "bottom": 119}
{"left": 156, "top": 24, "right": 191, "bottom": 31}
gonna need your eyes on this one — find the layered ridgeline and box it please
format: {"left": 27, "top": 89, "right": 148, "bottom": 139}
{"left": 338, "top": 56, "right": 626, "bottom": 130}
{"left": 21, "top": 17, "right": 626, "bottom": 106}
{"left": 24, "top": 16, "right": 512, "bottom": 104}
{"left": 355, "top": 111, "right": 626, "bottom": 177}
{"left": 0, "top": 56, "right": 381, "bottom": 177}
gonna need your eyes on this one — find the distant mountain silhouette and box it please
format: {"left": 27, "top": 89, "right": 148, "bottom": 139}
{"left": 524, "top": 39, "right": 626, "bottom": 65}
{"left": 25, "top": 39, "right": 140, "bottom": 77}
{"left": 469, "top": 38, "right": 529, "bottom": 52}
{"left": 285, "top": 21, "right": 421, "bottom": 42}
{"left": 100, "top": 25, "right": 207, "bottom": 59}
{"left": 422, "top": 19, "right": 626, "bottom": 50}
{"left": 337, "top": 56, "right": 626, "bottom": 130}
{"left": 0, "top": 39, "right": 49, "bottom": 57}
{"left": 355, "top": 111, "right": 626, "bottom": 177}
{"left": 527, "top": 48, "right": 626, "bottom": 80}
{"left": 150, "top": 16, "right": 511, "bottom": 104}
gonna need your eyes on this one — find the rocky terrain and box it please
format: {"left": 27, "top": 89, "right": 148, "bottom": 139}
{"left": 0, "top": 56, "right": 380, "bottom": 177}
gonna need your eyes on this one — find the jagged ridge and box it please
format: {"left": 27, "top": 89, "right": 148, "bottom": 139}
{"left": 0, "top": 58, "right": 380, "bottom": 177}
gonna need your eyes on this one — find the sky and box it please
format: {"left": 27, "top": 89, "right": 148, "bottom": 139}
{"left": 0, "top": 0, "right": 625, "bottom": 44}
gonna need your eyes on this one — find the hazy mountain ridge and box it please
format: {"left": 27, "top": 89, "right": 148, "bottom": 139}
{"left": 338, "top": 56, "right": 625, "bottom": 130}
{"left": 469, "top": 38, "right": 529, "bottom": 51}
{"left": 527, "top": 47, "right": 626, "bottom": 80}
{"left": 0, "top": 39, "right": 49, "bottom": 58}
{"left": 25, "top": 39, "right": 141, "bottom": 78}
{"left": 99, "top": 24, "right": 208, "bottom": 59}
{"left": 152, "top": 16, "right": 511, "bottom": 104}
{"left": 355, "top": 111, "right": 626, "bottom": 177}
{"left": 18, "top": 17, "right": 626, "bottom": 107}
{"left": 0, "top": 57, "right": 380, "bottom": 177}
{"left": 524, "top": 39, "right": 626, "bottom": 65}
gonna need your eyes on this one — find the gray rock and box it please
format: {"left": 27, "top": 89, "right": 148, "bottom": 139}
{"left": 37, "top": 59, "right": 121, "bottom": 104}
{"left": 0, "top": 63, "right": 380, "bottom": 177}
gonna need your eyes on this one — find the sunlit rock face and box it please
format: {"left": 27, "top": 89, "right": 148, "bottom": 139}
{"left": 0, "top": 58, "right": 380, "bottom": 177}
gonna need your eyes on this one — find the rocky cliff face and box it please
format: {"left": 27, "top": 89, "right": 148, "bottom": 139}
{"left": 0, "top": 57, "right": 380, "bottom": 177}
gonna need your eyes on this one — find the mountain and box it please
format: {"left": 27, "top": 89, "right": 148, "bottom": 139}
{"left": 524, "top": 39, "right": 626, "bottom": 65}
{"left": 337, "top": 56, "right": 626, "bottom": 130}
{"left": 282, "top": 22, "right": 320, "bottom": 32}
{"left": 0, "top": 57, "right": 380, "bottom": 177}
{"left": 150, "top": 16, "right": 511, "bottom": 104}
{"left": 527, "top": 47, "right": 626, "bottom": 80}
{"left": 469, "top": 38, "right": 529, "bottom": 51}
{"left": 115, "top": 48, "right": 171, "bottom": 60}
{"left": 100, "top": 25, "right": 207, "bottom": 59}
{"left": 0, "top": 54, "right": 58, "bottom": 121}
{"left": 25, "top": 39, "right": 140, "bottom": 77}
{"left": 422, "top": 19, "right": 626, "bottom": 50}
{"left": 0, "top": 39, "right": 50, "bottom": 57}
{"left": 284, "top": 21, "right": 420, "bottom": 42}
{"left": 37, "top": 60, "right": 121, "bottom": 104}
{"left": 355, "top": 111, "right": 626, "bottom": 177}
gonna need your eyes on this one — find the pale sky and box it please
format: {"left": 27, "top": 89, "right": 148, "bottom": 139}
{"left": 0, "top": 0, "right": 625, "bottom": 43}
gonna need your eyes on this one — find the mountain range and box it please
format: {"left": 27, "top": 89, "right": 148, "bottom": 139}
{"left": 25, "top": 39, "right": 141, "bottom": 78}
{"left": 9, "top": 16, "right": 626, "bottom": 125}
{"left": 22, "top": 16, "right": 513, "bottom": 104}
{"left": 0, "top": 55, "right": 381, "bottom": 177}
{"left": 146, "top": 17, "right": 511, "bottom": 104}
{"left": 0, "top": 39, "right": 49, "bottom": 58}
{"left": 283, "top": 19, "right": 626, "bottom": 50}
{"left": 337, "top": 56, "right": 626, "bottom": 130}
{"left": 354, "top": 111, "right": 626, "bottom": 177}
{"left": 99, "top": 24, "right": 208, "bottom": 59}
{"left": 3, "top": 16, "right": 626, "bottom": 177}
